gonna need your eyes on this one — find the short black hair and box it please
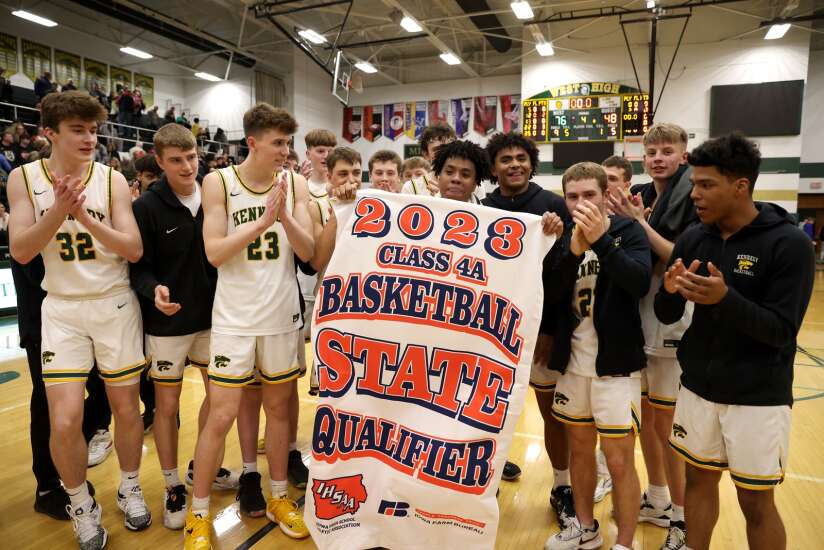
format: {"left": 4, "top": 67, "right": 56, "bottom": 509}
{"left": 134, "top": 154, "right": 162, "bottom": 177}
{"left": 432, "top": 139, "right": 491, "bottom": 185}
{"left": 419, "top": 123, "right": 456, "bottom": 154}
{"left": 485, "top": 132, "right": 539, "bottom": 183}
{"left": 688, "top": 133, "right": 761, "bottom": 192}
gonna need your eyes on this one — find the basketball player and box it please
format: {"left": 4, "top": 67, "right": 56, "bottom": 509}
{"left": 402, "top": 156, "right": 430, "bottom": 182}
{"left": 368, "top": 149, "right": 403, "bottom": 192}
{"left": 656, "top": 133, "right": 815, "bottom": 550}
{"left": 8, "top": 91, "right": 148, "bottom": 548}
{"left": 185, "top": 104, "right": 314, "bottom": 548}
{"left": 400, "top": 156, "right": 435, "bottom": 196}
{"left": 545, "top": 162, "right": 651, "bottom": 550}
{"left": 482, "top": 131, "right": 574, "bottom": 525}
{"left": 609, "top": 123, "right": 695, "bottom": 548}
{"left": 602, "top": 155, "right": 633, "bottom": 196}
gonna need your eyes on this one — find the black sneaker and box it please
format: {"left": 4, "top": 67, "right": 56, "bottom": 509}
{"left": 662, "top": 520, "right": 687, "bottom": 550}
{"left": 287, "top": 450, "right": 309, "bottom": 489}
{"left": 236, "top": 471, "right": 266, "bottom": 517}
{"left": 163, "top": 484, "right": 187, "bottom": 530}
{"left": 550, "top": 485, "right": 576, "bottom": 530}
{"left": 34, "top": 487, "right": 70, "bottom": 520}
{"left": 142, "top": 409, "right": 154, "bottom": 434}
{"left": 502, "top": 461, "right": 522, "bottom": 481}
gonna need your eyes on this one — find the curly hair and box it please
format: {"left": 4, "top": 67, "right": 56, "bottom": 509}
{"left": 688, "top": 133, "right": 761, "bottom": 192}
{"left": 432, "top": 139, "right": 491, "bottom": 184}
{"left": 485, "top": 132, "right": 539, "bottom": 184}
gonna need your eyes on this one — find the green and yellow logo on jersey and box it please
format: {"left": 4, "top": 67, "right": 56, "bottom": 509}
{"left": 554, "top": 392, "right": 570, "bottom": 406}
{"left": 42, "top": 351, "right": 56, "bottom": 364}
{"left": 672, "top": 423, "right": 687, "bottom": 439}
{"left": 214, "top": 355, "right": 231, "bottom": 369}
{"left": 734, "top": 254, "right": 757, "bottom": 277}
{"left": 156, "top": 360, "right": 173, "bottom": 372}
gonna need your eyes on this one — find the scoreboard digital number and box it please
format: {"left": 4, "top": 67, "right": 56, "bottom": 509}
{"left": 548, "top": 96, "right": 621, "bottom": 142}
{"left": 621, "top": 93, "right": 651, "bottom": 137}
{"left": 522, "top": 98, "right": 548, "bottom": 142}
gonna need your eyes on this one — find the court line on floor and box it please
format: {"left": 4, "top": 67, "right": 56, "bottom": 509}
{"left": 234, "top": 494, "right": 306, "bottom": 550}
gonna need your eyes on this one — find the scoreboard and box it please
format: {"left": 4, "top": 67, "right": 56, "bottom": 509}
{"left": 522, "top": 86, "right": 651, "bottom": 143}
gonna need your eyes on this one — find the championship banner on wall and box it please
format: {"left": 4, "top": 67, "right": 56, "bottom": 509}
{"left": 473, "top": 96, "right": 498, "bottom": 136}
{"left": 384, "top": 103, "right": 405, "bottom": 140}
{"left": 307, "top": 190, "right": 555, "bottom": 550}
{"left": 500, "top": 94, "right": 521, "bottom": 133}
{"left": 404, "top": 102, "right": 427, "bottom": 139}
{"left": 428, "top": 100, "right": 449, "bottom": 125}
{"left": 83, "top": 58, "right": 108, "bottom": 93}
{"left": 134, "top": 73, "right": 155, "bottom": 108}
{"left": 110, "top": 66, "right": 132, "bottom": 92}
{"left": 362, "top": 105, "right": 383, "bottom": 141}
{"left": 54, "top": 50, "right": 81, "bottom": 87}
{"left": 0, "top": 33, "right": 18, "bottom": 77}
{"left": 21, "top": 39, "right": 51, "bottom": 82}
{"left": 450, "top": 97, "right": 472, "bottom": 137}
{"left": 342, "top": 106, "right": 362, "bottom": 143}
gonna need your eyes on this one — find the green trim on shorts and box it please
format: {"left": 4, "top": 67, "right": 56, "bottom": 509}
{"left": 730, "top": 471, "right": 782, "bottom": 489}
{"left": 259, "top": 367, "right": 300, "bottom": 384}
{"left": 529, "top": 381, "right": 557, "bottom": 392}
{"left": 42, "top": 371, "right": 89, "bottom": 382}
{"left": 669, "top": 439, "right": 729, "bottom": 470}
{"left": 208, "top": 373, "right": 255, "bottom": 386}
{"left": 551, "top": 409, "right": 595, "bottom": 425}
{"left": 97, "top": 362, "right": 146, "bottom": 380}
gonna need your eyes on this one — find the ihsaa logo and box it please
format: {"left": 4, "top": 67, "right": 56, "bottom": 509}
{"left": 378, "top": 499, "right": 410, "bottom": 517}
{"left": 311, "top": 474, "right": 367, "bottom": 520}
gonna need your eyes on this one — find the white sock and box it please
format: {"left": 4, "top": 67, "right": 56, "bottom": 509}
{"left": 66, "top": 482, "right": 93, "bottom": 513}
{"left": 646, "top": 483, "right": 670, "bottom": 508}
{"left": 288, "top": 441, "right": 297, "bottom": 452}
{"left": 613, "top": 545, "right": 632, "bottom": 550}
{"left": 191, "top": 495, "right": 209, "bottom": 518}
{"left": 270, "top": 479, "right": 288, "bottom": 499}
{"left": 119, "top": 470, "right": 140, "bottom": 493}
{"left": 553, "top": 469, "right": 570, "bottom": 489}
{"left": 162, "top": 468, "right": 181, "bottom": 487}
{"left": 243, "top": 462, "right": 258, "bottom": 474}
{"left": 672, "top": 503, "right": 685, "bottom": 523}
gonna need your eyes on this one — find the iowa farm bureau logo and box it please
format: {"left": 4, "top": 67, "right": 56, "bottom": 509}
{"left": 378, "top": 500, "right": 410, "bottom": 517}
{"left": 311, "top": 474, "right": 368, "bottom": 520}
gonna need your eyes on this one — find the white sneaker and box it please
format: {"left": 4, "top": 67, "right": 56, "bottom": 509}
{"left": 68, "top": 499, "right": 108, "bottom": 550}
{"left": 162, "top": 484, "right": 187, "bottom": 530}
{"left": 116, "top": 485, "right": 152, "bottom": 531}
{"left": 661, "top": 523, "right": 687, "bottom": 549}
{"left": 87, "top": 430, "right": 113, "bottom": 467}
{"left": 594, "top": 476, "right": 613, "bottom": 503}
{"left": 545, "top": 518, "right": 603, "bottom": 550}
{"left": 638, "top": 492, "right": 672, "bottom": 527}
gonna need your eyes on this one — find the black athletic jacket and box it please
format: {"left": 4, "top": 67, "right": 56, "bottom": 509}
{"left": 483, "top": 182, "right": 571, "bottom": 335}
{"left": 631, "top": 164, "right": 697, "bottom": 248}
{"left": 546, "top": 216, "right": 652, "bottom": 376}
{"left": 10, "top": 255, "right": 45, "bottom": 348}
{"left": 654, "top": 203, "right": 815, "bottom": 406}
{"left": 130, "top": 176, "right": 216, "bottom": 336}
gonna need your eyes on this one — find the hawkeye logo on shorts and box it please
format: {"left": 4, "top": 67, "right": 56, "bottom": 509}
{"left": 156, "top": 360, "right": 173, "bottom": 372}
{"left": 734, "top": 254, "right": 757, "bottom": 277}
{"left": 672, "top": 423, "right": 687, "bottom": 439}
{"left": 554, "top": 392, "right": 569, "bottom": 406}
{"left": 214, "top": 355, "right": 231, "bottom": 369}
{"left": 42, "top": 351, "right": 55, "bottom": 364}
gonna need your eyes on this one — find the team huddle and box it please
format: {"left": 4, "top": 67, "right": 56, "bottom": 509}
{"left": 7, "top": 91, "right": 815, "bottom": 550}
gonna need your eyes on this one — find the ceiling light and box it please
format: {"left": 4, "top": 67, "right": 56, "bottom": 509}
{"left": 298, "top": 29, "right": 327, "bottom": 44}
{"left": 440, "top": 52, "right": 461, "bottom": 65}
{"left": 120, "top": 47, "right": 153, "bottom": 60}
{"left": 354, "top": 61, "right": 378, "bottom": 74}
{"left": 536, "top": 42, "right": 555, "bottom": 56}
{"left": 511, "top": 2, "right": 534, "bottom": 20}
{"left": 646, "top": 0, "right": 655, "bottom": 8}
{"left": 12, "top": 10, "right": 57, "bottom": 27}
{"left": 194, "top": 72, "right": 222, "bottom": 82}
{"left": 764, "top": 23, "right": 790, "bottom": 40}
{"left": 400, "top": 15, "right": 423, "bottom": 33}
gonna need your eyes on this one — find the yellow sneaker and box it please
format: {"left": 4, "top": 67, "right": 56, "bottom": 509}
{"left": 257, "top": 438, "right": 265, "bottom": 454}
{"left": 266, "top": 497, "right": 309, "bottom": 539}
{"left": 184, "top": 511, "right": 212, "bottom": 550}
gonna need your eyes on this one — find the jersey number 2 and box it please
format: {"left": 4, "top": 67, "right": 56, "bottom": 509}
{"left": 56, "top": 232, "right": 96, "bottom": 261}
{"left": 248, "top": 231, "right": 279, "bottom": 260}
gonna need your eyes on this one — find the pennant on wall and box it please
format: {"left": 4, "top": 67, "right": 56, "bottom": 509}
{"left": 451, "top": 97, "right": 472, "bottom": 138}
{"left": 363, "top": 105, "right": 383, "bottom": 142}
{"left": 473, "top": 96, "right": 498, "bottom": 136}
{"left": 384, "top": 103, "right": 405, "bottom": 141}
{"left": 342, "top": 106, "right": 362, "bottom": 143}
{"left": 500, "top": 94, "right": 521, "bottom": 133}
{"left": 405, "top": 102, "right": 428, "bottom": 139}
{"left": 428, "top": 100, "right": 449, "bottom": 126}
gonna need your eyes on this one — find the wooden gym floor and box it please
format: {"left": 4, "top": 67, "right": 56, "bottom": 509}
{"left": 0, "top": 270, "right": 822, "bottom": 549}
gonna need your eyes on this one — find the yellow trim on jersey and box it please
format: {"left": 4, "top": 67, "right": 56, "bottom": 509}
{"left": 313, "top": 199, "right": 325, "bottom": 226}
{"left": 21, "top": 162, "right": 35, "bottom": 207}
{"left": 217, "top": 169, "right": 229, "bottom": 207}
{"left": 40, "top": 158, "right": 95, "bottom": 187}
{"left": 289, "top": 170, "right": 296, "bottom": 211}
{"left": 231, "top": 165, "right": 274, "bottom": 195}
{"left": 309, "top": 190, "right": 328, "bottom": 200}
{"left": 107, "top": 166, "right": 113, "bottom": 217}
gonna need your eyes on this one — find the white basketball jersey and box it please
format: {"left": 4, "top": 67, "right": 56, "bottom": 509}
{"left": 211, "top": 166, "right": 302, "bottom": 336}
{"left": 298, "top": 193, "right": 333, "bottom": 299}
{"left": 23, "top": 159, "right": 129, "bottom": 298}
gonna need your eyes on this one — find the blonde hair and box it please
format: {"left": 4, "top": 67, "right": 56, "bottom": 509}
{"left": 562, "top": 161, "right": 608, "bottom": 193}
{"left": 402, "top": 156, "right": 431, "bottom": 174}
{"left": 643, "top": 123, "right": 688, "bottom": 147}
{"left": 153, "top": 123, "right": 197, "bottom": 158}
{"left": 305, "top": 128, "right": 337, "bottom": 149}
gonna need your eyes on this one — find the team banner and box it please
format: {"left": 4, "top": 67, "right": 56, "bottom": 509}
{"left": 384, "top": 103, "right": 405, "bottom": 140}
{"left": 473, "top": 96, "right": 498, "bottom": 136}
{"left": 405, "top": 101, "right": 427, "bottom": 140}
{"left": 500, "top": 94, "right": 521, "bottom": 133}
{"left": 54, "top": 50, "right": 81, "bottom": 87}
{"left": 342, "top": 106, "right": 362, "bottom": 143}
{"left": 307, "top": 190, "right": 555, "bottom": 550}
{"left": 451, "top": 97, "right": 472, "bottom": 137}
{"left": 110, "top": 66, "right": 132, "bottom": 92}
{"left": 0, "top": 33, "right": 18, "bottom": 77}
{"left": 134, "top": 73, "right": 155, "bottom": 108}
{"left": 428, "top": 100, "right": 449, "bottom": 125}
{"left": 362, "top": 105, "right": 382, "bottom": 142}
{"left": 83, "top": 58, "right": 108, "bottom": 93}
{"left": 21, "top": 39, "right": 51, "bottom": 82}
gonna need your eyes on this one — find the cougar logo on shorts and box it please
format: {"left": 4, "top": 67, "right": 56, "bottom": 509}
{"left": 214, "top": 355, "right": 231, "bottom": 369}
{"left": 42, "top": 351, "right": 55, "bottom": 364}
{"left": 311, "top": 474, "right": 368, "bottom": 520}
{"left": 156, "top": 360, "right": 173, "bottom": 372}
{"left": 672, "top": 423, "right": 687, "bottom": 438}
{"left": 554, "top": 392, "right": 569, "bottom": 406}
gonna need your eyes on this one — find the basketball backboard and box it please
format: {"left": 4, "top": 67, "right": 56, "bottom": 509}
{"left": 332, "top": 50, "right": 353, "bottom": 105}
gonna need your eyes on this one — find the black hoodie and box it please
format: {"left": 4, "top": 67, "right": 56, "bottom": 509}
{"left": 483, "top": 182, "right": 571, "bottom": 335}
{"left": 546, "top": 216, "right": 652, "bottom": 376}
{"left": 130, "top": 176, "right": 217, "bottom": 336}
{"left": 654, "top": 202, "right": 815, "bottom": 406}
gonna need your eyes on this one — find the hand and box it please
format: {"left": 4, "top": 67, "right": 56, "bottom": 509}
{"left": 570, "top": 224, "right": 589, "bottom": 256}
{"left": 69, "top": 195, "right": 91, "bottom": 226}
{"left": 331, "top": 181, "right": 358, "bottom": 201}
{"left": 675, "top": 261, "right": 728, "bottom": 305}
{"left": 53, "top": 174, "right": 84, "bottom": 216}
{"left": 300, "top": 159, "right": 312, "bottom": 180}
{"left": 541, "top": 212, "right": 564, "bottom": 237}
{"left": 607, "top": 189, "right": 646, "bottom": 221}
{"left": 261, "top": 174, "right": 288, "bottom": 228}
{"left": 154, "top": 285, "right": 181, "bottom": 316}
{"left": 572, "top": 200, "right": 607, "bottom": 244}
{"left": 663, "top": 258, "right": 699, "bottom": 294}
